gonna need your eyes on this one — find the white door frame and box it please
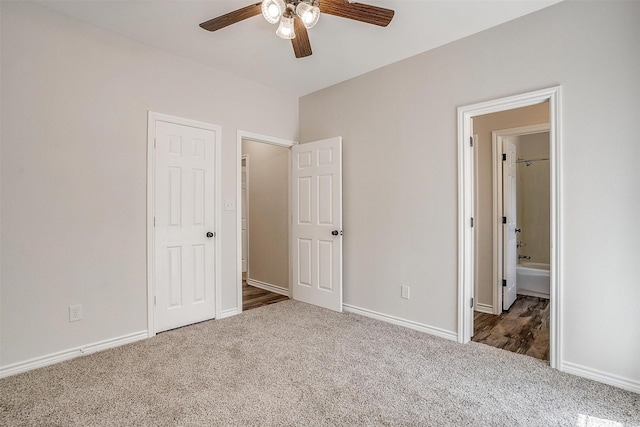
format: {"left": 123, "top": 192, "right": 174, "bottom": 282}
{"left": 147, "top": 111, "right": 222, "bottom": 337}
{"left": 241, "top": 154, "right": 249, "bottom": 276}
{"left": 236, "top": 131, "right": 297, "bottom": 313}
{"left": 457, "top": 86, "right": 562, "bottom": 369}
{"left": 492, "top": 124, "right": 550, "bottom": 314}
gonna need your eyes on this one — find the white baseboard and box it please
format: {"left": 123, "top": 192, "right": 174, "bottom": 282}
{"left": 217, "top": 308, "right": 241, "bottom": 319}
{"left": 562, "top": 361, "right": 640, "bottom": 394}
{"left": 343, "top": 304, "right": 457, "bottom": 342}
{"left": 246, "top": 278, "right": 289, "bottom": 296}
{"left": 0, "top": 330, "right": 148, "bottom": 379}
{"left": 475, "top": 303, "right": 494, "bottom": 314}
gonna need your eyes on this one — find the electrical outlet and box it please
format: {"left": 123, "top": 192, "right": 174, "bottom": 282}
{"left": 69, "top": 305, "right": 83, "bottom": 322}
{"left": 401, "top": 285, "right": 410, "bottom": 300}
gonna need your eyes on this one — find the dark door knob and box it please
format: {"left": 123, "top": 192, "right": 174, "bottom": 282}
{"left": 331, "top": 230, "right": 342, "bottom": 236}
{"left": 206, "top": 232, "right": 214, "bottom": 238}
{"left": 515, "top": 228, "right": 522, "bottom": 233}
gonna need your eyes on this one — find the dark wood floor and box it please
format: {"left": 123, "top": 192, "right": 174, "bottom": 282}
{"left": 242, "top": 281, "right": 289, "bottom": 311}
{"left": 472, "top": 295, "right": 549, "bottom": 361}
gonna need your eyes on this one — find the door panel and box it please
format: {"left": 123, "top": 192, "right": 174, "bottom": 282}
{"left": 155, "top": 120, "right": 216, "bottom": 332}
{"left": 292, "top": 137, "right": 343, "bottom": 311}
{"left": 503, "top": 138, "right": 518, "bottom": 311}
{"left": 318, "top": 240, "right": 333, "bottom": 290}
{"left": 298, "top": 177, "right": 312, "bottom": 223}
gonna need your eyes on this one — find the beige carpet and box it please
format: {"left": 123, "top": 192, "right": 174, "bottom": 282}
{"left": 1, "top": 300, "right": 638, "bottom": 426}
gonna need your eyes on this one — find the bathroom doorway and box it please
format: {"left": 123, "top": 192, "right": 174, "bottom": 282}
{"left": 472, "top": 118, "right": 551, "bottom": 361}
{"left": 494, "top": 125, "right": 551, "bottom": 311}
{"left": 457, "top": 86, "right": 562, "bottom": 368}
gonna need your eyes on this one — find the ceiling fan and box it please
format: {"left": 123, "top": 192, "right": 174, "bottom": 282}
{"left": 199, "top": 0, "right": 394, "bottom": 59}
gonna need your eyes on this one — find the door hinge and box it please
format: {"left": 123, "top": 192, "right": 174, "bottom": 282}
{"left": 154, "top": 138, "right": 157, "bottom": 148}
{"left": 154, "top": 216, "right": 156, "bottom": 227}
{"left": 470, "top": 217, "right": 474, "bottom": 228}
{"left": 502, "top": 153, "right": 507, "bottom": 161}
{"left": 502, "top": 216, "right": 507, "bottom": 224}
{"left": 154, "top": 295, "right": 157, "bottom": 306}
{"left": 502, "top": 279, "right": 507, "bottom": 287}
{"left": 470, "top": 136, "right": 474, "bottom": 147}
{"left": 470, "top": 297, "right": 474, "bottom": 308}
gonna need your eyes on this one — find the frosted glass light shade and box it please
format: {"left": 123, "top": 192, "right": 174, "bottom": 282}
{"left": 296, "top": 2, "right": 320, "bottom": 29}
{"left": 276, "top": 15, "right": 296, "bottom": 39}
{"left": 261, "top": 0, "right": 286, "bottom": 24}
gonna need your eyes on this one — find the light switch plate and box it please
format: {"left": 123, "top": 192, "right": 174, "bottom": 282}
{"left": 401, "top": 286, "right": 410, "bottom": 300}
{"left": 224, "top": 200, "right": 235, "bottom": 211}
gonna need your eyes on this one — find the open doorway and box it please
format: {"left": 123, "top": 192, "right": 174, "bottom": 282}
{"left": 235, "top": 132, "right": 344, "bottom": 315}
{"left": 240, "top": 136, "right": 291, "bottom": 312}
{"left": 457, "top": 86, "right": 562, "bottom": 369}
{"left": 471, "top": 111, "right": 551, "bottom": 360}
{"left": 241, "top": 153, "right": 288, "bottom": 310}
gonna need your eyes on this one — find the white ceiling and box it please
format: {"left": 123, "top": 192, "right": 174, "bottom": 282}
{"left": 38, "top": 0, "right": 562, "bottom": 97}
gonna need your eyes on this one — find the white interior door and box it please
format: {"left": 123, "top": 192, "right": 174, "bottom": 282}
{"left": 292, "top": 137, "right": 343, "bottom": 312}
{"left": 502, "top": 138, "right": 518, "bottom": 311}
{"left": 154, "top": 120, "right": 217, "bottom": 332}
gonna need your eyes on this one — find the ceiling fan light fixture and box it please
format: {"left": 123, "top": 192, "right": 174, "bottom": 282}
{"left": 276, "top": 15, "right": 296, "bottom": 39}
{"left": 261, "top": 0, "right": 286, "bottom": 24}
{"left": 295, "top": 2, "right": 320, "bottom": 29}
{"left": 200, "top": 0, "right": 395, "bottom": 59}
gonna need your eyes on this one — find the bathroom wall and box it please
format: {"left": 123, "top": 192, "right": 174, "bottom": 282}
{"left": 514, "top": 132, "right": 550, "bottom": 264}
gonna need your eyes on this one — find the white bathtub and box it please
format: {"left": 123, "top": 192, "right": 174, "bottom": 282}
{"left": 516, "top": 262, "right": 550, "bottom": 299}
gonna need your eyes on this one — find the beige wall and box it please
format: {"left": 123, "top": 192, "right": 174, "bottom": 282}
{"left": 300, "top": 1, "right": 640, "bottom": 387}
{"left": 515, "top": 132, "right": 550, "bottom": 265}
{"left": 0, "top": 2, "right": 298, "bottom": 367}
{"left": 242, "top": 141, "right": 289, "bottom": 290}
{"left": 472, "top": 104, "right": 549, "bottom": 307}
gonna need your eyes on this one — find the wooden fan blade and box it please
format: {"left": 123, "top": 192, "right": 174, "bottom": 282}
{"left": 292, "top": 18, "right": 313, "bottom": 58}
{"left": 200, "top": 3, "right": 262, "bottom": 32}
{"left": 319, "top": 0, "right": 394, "bottom": 27}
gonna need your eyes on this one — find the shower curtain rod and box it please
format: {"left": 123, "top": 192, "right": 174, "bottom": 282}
{"left": 516, "top": 157, "right": 549, "bottom": 164}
